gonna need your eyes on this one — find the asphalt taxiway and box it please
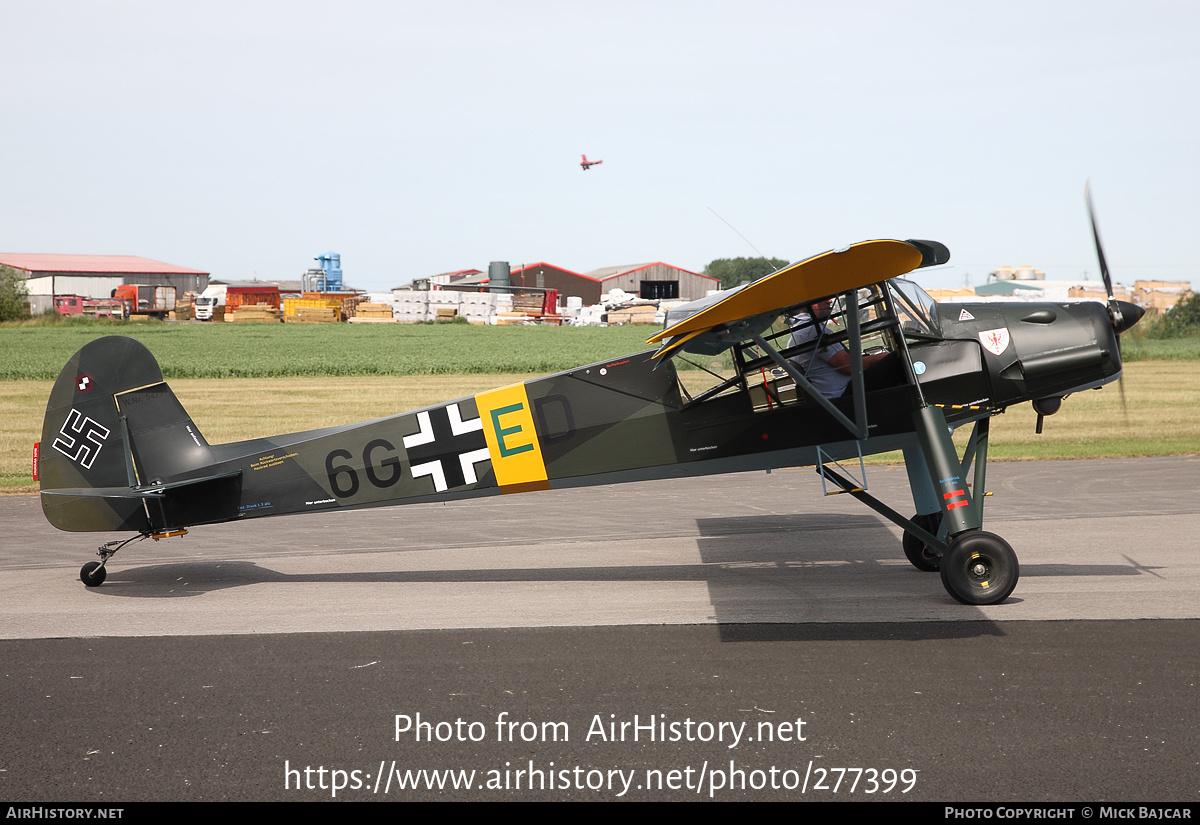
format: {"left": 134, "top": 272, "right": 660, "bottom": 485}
{"left": 2, "top": 457, "right": 1197, "bottom": 801}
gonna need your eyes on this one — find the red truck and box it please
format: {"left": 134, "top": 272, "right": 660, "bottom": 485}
{"left": 111, "top": 285, "right": 177, "bottom": 320}
{"left": 53, "top": 294, "right": 126, "bottom": 318}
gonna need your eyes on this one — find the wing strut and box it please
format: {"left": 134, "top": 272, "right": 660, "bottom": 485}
{"left": 819, "top": 416, "right": 992, "bottom": 557}
{"left": 817, "top": 463, "right": 946, "bottom": 553}
{"left": 844, "top": 289, "right": 869, "bottom": 433}
{"left": 748, "top": 289, "right": 869, "bottom": 441}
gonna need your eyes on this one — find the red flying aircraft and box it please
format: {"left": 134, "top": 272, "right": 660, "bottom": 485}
{"left": 580, "top": 154, "right": 603, "bottom": 170}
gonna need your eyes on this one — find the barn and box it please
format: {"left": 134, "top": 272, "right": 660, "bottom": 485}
{"left": 0, "top": 253, "right": 208, "bottom": 314}
{"left": 584, "top": 262, "right": 718, "bottom": 301}
{"left": 509, "top": 263, "right": 603, "bottom": 304}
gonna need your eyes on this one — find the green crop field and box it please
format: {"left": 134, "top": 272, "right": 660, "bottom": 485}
{"left": 0, "top": 322, "right": 658, "bottom": 380}
{"left": 0, "top": 321, "right": 1193, "bottom": 381}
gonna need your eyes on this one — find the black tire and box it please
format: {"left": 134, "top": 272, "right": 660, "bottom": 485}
{"left": 903, "top": 512, "right": 942, "bottom": 572}
{"left": 940, "top": 531, "right": 1018, "bottom": 605}
{"left": 80, "top": 561, "right": 106, "bottom": 587}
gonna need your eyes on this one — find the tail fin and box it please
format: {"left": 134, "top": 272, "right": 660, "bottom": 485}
{"left": 40, "top": 336, "right": 235, "bottom": 532}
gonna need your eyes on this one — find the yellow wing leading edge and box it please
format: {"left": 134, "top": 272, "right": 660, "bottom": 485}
{"left": 647, "top": 240, "right": 925, "bottom": 348}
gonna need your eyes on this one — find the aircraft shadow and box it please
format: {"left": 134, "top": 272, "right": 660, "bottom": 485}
{"left": 693, "top": 514, "right": 995, "bottom": 639}
{"left": 83, "top": 512, "right": 1150, "bottom": 640}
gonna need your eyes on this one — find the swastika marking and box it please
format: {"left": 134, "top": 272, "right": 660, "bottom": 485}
{"left": 52, "top": 409, "right": 111, "bottom": 470}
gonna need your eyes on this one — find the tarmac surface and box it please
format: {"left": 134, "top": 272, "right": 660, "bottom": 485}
{"left": 2, "top": 456, "right": 1197, "bottom": 801}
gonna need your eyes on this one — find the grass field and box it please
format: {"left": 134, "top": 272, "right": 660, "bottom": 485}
{"left": 0, "top": 322, "right": 657, "bottom": 379}
{"left": 0, "top": 321, "right": 1194, "bottom": 380}
{"left": 1118, "top": 335, "right": 1200, "bottom": 361}
{"left": 4, "top": 361, "right": 1197, "bottom": 494}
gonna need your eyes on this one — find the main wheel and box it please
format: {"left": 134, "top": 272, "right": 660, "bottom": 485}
{"left": 939, "top": 531, "right": 1018, "bottom": 605}
{"left": 903, "top": 512, "right": 943, "bottom": 572}
{"left": 80, "top": 561, "right": 106, "bottom": 587}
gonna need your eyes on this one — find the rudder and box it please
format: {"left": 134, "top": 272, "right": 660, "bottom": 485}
{"left": 39, "top": 336, "right": 218, "bottom": 532}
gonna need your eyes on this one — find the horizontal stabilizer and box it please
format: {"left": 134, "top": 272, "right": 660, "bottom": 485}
{"left": 41, "top": 470, "right": 242, "bottom": 500}
{"left": 42, "top": 471, "right": 243, "bottom": 533}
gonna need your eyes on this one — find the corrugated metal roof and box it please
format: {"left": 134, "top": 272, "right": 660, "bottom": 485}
{"left": 450, "top": 272, "right": 490, "bottom": 285}
{"left": 0, "top": 253, "right": 207, "bottom": 276}
{"left": 511, "top": 262, "right": 599, "bottom": 282}
{"left": 585, "top": 262, "right": 654, "bottom": 280}
{"left": 210, "top": 280, "right": 286, "bottom": 289}
{"left": 584, "top": 262, "right": 716, "bottom": 282}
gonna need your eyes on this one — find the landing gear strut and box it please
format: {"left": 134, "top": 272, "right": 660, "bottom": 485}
{"left": 909, "top": 407, "right": 1019, "bottom": 603}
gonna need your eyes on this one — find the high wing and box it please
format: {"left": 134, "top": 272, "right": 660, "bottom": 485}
{"left": 647, "top": 239, "right": 946, "bottom": 361}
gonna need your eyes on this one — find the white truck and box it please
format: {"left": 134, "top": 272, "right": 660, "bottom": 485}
{"left": 193, "top": 285, "right": 226, "bottom": 321}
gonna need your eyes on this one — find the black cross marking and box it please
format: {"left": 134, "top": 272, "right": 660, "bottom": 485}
{"left": 402, "top": 404, "right": 489, "bottom": 492}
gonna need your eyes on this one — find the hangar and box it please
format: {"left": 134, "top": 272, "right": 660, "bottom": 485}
{"left": 0, "top": 253, "right": 209, "bottom": 314}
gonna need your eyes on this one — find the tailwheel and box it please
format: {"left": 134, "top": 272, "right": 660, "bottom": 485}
{"left": 78, "top": 532, "right": 151, "bottom": 588}
{"left": 940, "top": 531, "right": 1018, "bottom": 605}
{"left": 80, "top": 561, "right": 107, "bottom": 587}
{"left": 903, "top": 512, "right": 942, "bottom": 572}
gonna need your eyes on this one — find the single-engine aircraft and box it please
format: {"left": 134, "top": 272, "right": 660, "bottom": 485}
{"left": 38, "top": 196, "right": 1142, "bottom": 604}
{"left": 580, "top": 154, "right": 603, "bottom": 170}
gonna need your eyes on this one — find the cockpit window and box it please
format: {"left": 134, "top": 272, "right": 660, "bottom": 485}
{"left": 673, "top": 282, "right": 906, "bottom": 411}
{"left": 889, "top": 278, "right": 940, "bottom": 336}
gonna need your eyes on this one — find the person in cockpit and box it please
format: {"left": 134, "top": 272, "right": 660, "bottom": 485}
{"left": 787, "top": 299, "right": 902, "bottom": 398}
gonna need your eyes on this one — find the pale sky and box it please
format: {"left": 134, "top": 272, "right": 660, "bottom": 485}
{"left": 3, "top": 0, "right": 1197, "bottom": 292}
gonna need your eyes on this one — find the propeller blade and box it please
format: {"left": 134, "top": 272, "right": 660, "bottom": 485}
{"left": 1086, "top": 182, "right": 1138, "bottom": 423}
{"left": 1086, "top": 182, "right": 1126, "bottom": 332}
{"left": 1085, "top": 182, "right": 1114, "bottom": 301}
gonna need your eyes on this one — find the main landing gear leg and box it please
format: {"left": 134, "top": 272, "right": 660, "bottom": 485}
{"left": 913, "top": 407, "right": 1018, "bottom": 604}
{"left": 80, "top": 533, "right": 150, "bottom": 587}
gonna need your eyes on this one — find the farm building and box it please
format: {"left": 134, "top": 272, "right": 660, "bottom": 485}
{"left": 0, "top": 253, "right": 208, "bottom": 314}
{"left": 402, "top": 263, "right": 605, "bottom": 304}
{"left": 509, "top": 263, "right": 602, "bottom": 304}
{"left": 583, "top": 262, "right": 718, "bottom": 301}
{"left": 401, "top": 260, "right": 719, "bottom": 304}
{"left": 440, "top": 270, "right": 490, "bottom": 288}
{"left": 399, "top": 269, "right": 485, "bottom": 291}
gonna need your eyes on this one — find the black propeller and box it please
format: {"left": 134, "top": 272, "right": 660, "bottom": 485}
{"left": 1085, "top": 183, "right": 1144, "bottom": 416}
{"left": 1086, "top": 182, "right": 1145, "bottom": 336}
